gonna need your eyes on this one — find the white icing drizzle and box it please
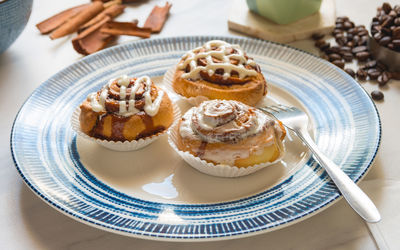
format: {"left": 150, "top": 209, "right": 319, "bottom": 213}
{"left": 87, "top": 75, "right": 164, "bottom": 117}
{"left": 177, "top": 40, "right": 258, "bottom": 80}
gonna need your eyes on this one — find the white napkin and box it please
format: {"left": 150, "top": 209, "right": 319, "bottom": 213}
{"left": 360, "top": 180, "right": 400, "bottom": 250}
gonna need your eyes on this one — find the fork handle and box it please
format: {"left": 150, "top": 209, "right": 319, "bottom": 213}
{"left": 296, "top": 129, "right": 381, "bottom": 223}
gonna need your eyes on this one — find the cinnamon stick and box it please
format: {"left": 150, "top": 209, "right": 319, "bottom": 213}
{"left": 143, "top": 2, "right": 172, "bottom": 33}
{"left": 79, "top": 4, "right": 126, "bottom": 33}
{"left": 72, "top": 16, "right": 115, "bottom": 55}
{"left": 50, "top": 2, "right": 105, "bottom": 40}
{"left": 36, "top": 4, "right": 89, "bottom": 34}
{"left": 100, "top": 21, "right": 151, "bottom": 38}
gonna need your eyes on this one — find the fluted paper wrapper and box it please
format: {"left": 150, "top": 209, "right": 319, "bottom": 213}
{"left": 163, "top": 66, "right": 210, "bottom": 106}
{"left": 167, "top": 121, "right": 285, "bottom": 178}
{"left": 71, "top": 102, "right": 181, "bottom": 151}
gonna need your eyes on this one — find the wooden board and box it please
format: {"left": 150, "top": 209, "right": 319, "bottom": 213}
{"left": 228, "top": 0, "right": 336, "bottom": 43}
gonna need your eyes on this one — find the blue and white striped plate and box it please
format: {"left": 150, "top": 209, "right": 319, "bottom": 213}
{"left": 11, "top": 36, "right": 380, "bottom": 241}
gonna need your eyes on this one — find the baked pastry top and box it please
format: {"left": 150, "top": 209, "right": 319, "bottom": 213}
{"left": 172, "top": 40, "right": 267, "bottom": 106}
{"left": 175, "top": 99, "right": 286, "bottom": 167}
{"left": 79, "top": 75, "right": 174, "bottom": 142}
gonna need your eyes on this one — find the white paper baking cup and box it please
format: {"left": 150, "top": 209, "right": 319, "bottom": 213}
{"left": 167, "top": 121, "right": 285, "bottom": 178}
{"left": 71, "top": 102, "right": 181, "bottom": 151}
{"left": 163, "top": 66, "right": 210, "bottom": 106}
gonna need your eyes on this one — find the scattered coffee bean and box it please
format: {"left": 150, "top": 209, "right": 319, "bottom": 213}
{"left": 371, "top": 90, "right": 384, "bottom": 100}
{"left": 368, "top": 69, "right": 381, "bottom": 80}
{"left": 311, "top": 33, "right": 325, "bottom": 40}
{"left": 394, "top": 17, "right": 400, "bottom": 26}
{"left": 356, "top": 69, "right": 368, "bottom": 80}
{"left": 352, "top": 46, "right": 367, "bottom": 54}
{"left": 320, "top": 43, "right": 330, "bottom": 51}
{"left": 377, "top": 61, "right": 388, "bottom": 71}
{"left": 345, "top": 68, "right": 355, "bottom": 78}
{"left": 355, "top": 51, "right": 370, "bottom": 61}
{"left": 377, "top": 71, "right": 390, "bottom": 85}
{"left": 314, "top": 39, "right": 326, "bottom": 48}
{"left": 393, "top": 27, "right": 400, "bottom": 39}
{"left": 382, "top": 2, "right": 392, "bottom": 14}
{"left": 332, "top": 60, "right": 345, "bottom": 68}
{"left": 343, "top": 53, "right": 353, "bottom": 62}
{"left": 379, "top": 36, "right": 392, "bottom": 46}
{"left": 365, "top": 60, "right": 377, "bottom": 69}
{"left": 328, "top": 53, "right": 342, "bottom": 62}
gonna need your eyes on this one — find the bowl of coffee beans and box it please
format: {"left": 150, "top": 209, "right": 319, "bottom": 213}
{"left": 370, "top": 2, "right": 400, "bottom": 71}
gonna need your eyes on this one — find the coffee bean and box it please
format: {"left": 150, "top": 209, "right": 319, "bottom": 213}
{"left": 332, "top": 29, "right": 342, "bottom": 36}
{"left": 382, "top": 16, "right": 394, "bottom": 28}
{"left": 368, "top": 69, "right": 381, "bottom": 80}
{"left": 382, "top": 2, "right": 392, "bottom": 14}
{"left": 360, "top": 35, "right": 369, "bottom": 45}
{"left": 336, "top": 23, "right": 344, "bottom": 29}
{"left": 377, "top": 61, "right": 388, "bottom": 71}
{"left": 356, "top": 51, "right": 370, "bottom": 61}
{"left": 393, "top": 27, "right": 400, "bottom": 38}
{"left": 357, "top": 29, "right": 369, "bottom": 36}
{"left": 344, "top": 21, "right": 354, "bottom": 30}
{"left": 320, "top": 43, "right": 330, "bottom": 51}
{"left": 346, "top": 41, "right": 355, "bottom": 47}
{"left": 393, "top": 39, "right": 400, "bottom": 47}
{"left": 332, "top": 60, "right": 345, "bottom": 69}
{"left": 352, "top": 46, "right": 367, "bottom": 54}
{"left": 379, "top": 36, "right": 392, "bottom": 45}
{"left": 343, "top": 53, "right": 354, "bottom": 62}
{"left": 315, "top": 39, "right": 326, "bottom": 48}
{"left": 394, "top": 17, "right": 400, "bottom": 25}
{"left": 357, "top": 69, "right": 368, "bottom": 80}
{"left": 311, "top": 33, "right": 325, "bottom": 40}
{"left": 330, "top": 46, "right": 340, "bottom": 54}
{"left": 345, "top": 68, "right": 355, "bottom": 78}
{"left": 377, "top": 71, "right": 390, "bottom": 85}
{"left": 348, "top": 28, "right": 356, "bottom": 34}
{"left": 340, "top": 46, "right": 351, "bottom": 54}
{"left": 374, "top": 32, "right": 384, "bottom": 41}
{"left": 329, "top": 53, "right": 342, "bottom": 61}
{"left": 381, "top": 27, "right": 392, "bottom": 35}
{"left": 389, "top": 10, "right": 397, "bottom": 17}
{"left": 388, "top": 43, "right": 395, "bottom": 49}
{"left": 365, "top": 60, "right": 377, "bottom": 69}
{"left": 371, "top": 90, "right": 384, "bottom": 101}
{"left": 353, "top": 35, "right": 360, "bottom": 44}
{"left": 336, "top": 16, "right": 349, "bottom": 22}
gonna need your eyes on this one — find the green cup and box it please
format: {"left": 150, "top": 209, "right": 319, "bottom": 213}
{"left": 246, "top": 0, "right": 322, "bottom": 25}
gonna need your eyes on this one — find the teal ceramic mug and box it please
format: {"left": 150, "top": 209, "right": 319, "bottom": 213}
{"left": 246, "top": 0, "right": 322, "bottom": 25}
{"left": 0, "top": 0, "right": 33, "bottom": 54}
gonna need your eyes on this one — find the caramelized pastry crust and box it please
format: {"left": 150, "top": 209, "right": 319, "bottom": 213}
{"left": 175, "top": 100, "right": 286, "bottom": 167}
{"left": 79, "top": 75, "right": 174, "bottom": 141}
{"left": 172, "top": 40, "right": 267, "bottom": 106}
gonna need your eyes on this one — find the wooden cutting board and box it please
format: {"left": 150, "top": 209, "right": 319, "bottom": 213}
{"left": 228, "top": 0, "right": 336, "bottom": 43}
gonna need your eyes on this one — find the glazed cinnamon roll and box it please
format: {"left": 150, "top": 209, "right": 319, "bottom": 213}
{"left": 172, "top": 40, "right": 267, "bottom": 106}
{"left": 79, "top": 75, "right": 174, "bottom": 141}
{"left": 175, "top": 100, "right": 286, "bottom": 167}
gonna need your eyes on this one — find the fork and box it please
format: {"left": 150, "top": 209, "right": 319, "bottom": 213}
{"left": 259, "top": 104, "right": 381, "bottom": 223}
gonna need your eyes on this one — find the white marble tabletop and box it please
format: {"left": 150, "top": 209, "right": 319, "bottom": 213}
{"left": 1, "top": 0, "right": 399, "bottom": 249}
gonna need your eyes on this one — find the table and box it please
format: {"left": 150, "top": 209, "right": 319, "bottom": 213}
{"left": 1, "top": 0, "right": 399, "bottom": 249}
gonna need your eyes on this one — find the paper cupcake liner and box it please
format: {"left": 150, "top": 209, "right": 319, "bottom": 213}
{"left": 163, "top": 66, "right": 210, "bottom": 106}
{"left": 71, "top": 102, "right": 181, "bottom": 152}
{"left": 167, "top": 121, "right": 285, "bottom": 178}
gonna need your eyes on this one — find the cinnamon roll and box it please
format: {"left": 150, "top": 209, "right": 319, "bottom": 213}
{"left": 79, "top": 75, "right": 174, "bottom": 142}
{"left": 173, "top": 100, "right": 286, "bottom": 167}
{"left": 172, "top": 40, "right": 267, "bottom": 106}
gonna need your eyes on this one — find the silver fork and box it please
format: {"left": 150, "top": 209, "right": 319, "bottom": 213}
{"left": 259, "top": 104, "right": 381, "bottom": 223}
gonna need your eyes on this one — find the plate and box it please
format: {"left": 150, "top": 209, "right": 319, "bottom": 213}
{"left": 10, "top": 36, "right": 381, "bottom": 241}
